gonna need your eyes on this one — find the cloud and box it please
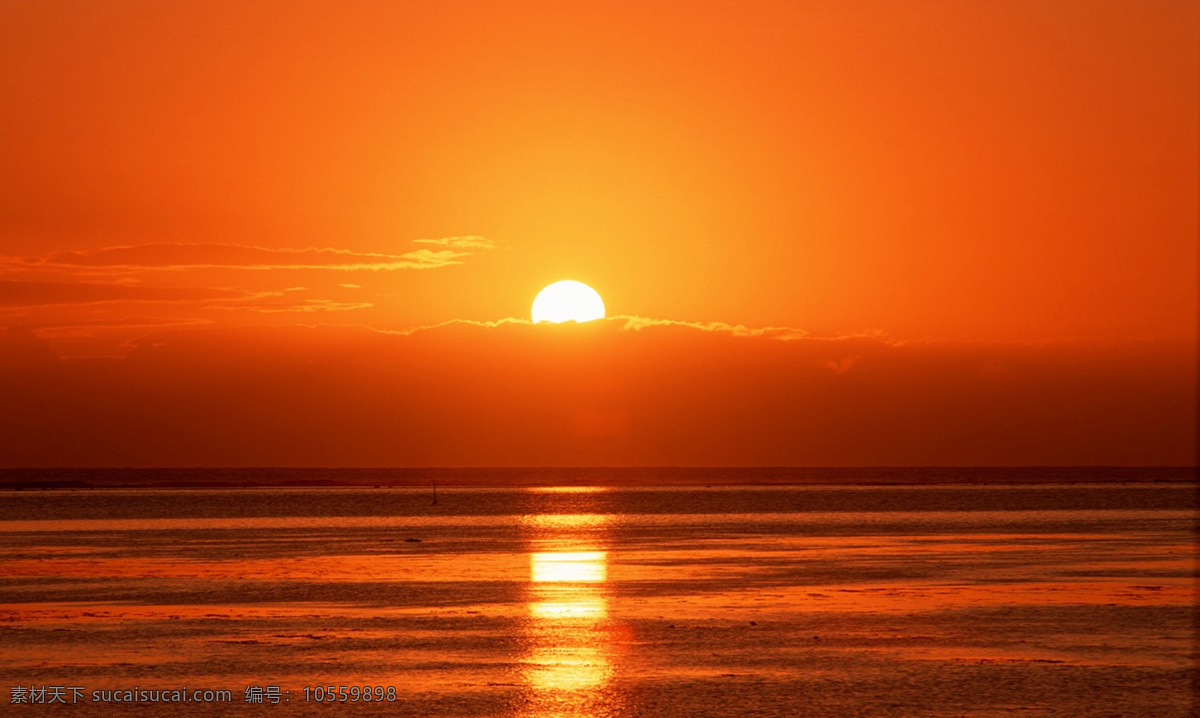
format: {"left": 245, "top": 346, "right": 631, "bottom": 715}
{"left": 4, "top": 241, "right": 486, "bottom": 272}
{"left": 0, "top": 237, "right": 495, "bottom": 327}
{"left": 0, "top": 279, "right": 375, "bottom": 328}
{"left": 216, "top": 296, "right": 375, "bottom": 314}
{"left": 396, "top": 316, "right": 815, "bottom": 340}
{"left": 23, "top": 316, "right": 211, "bottom": 333}
{"left": 0, "top": 279, "right": 250, "bottom": 307}
{"left": 0, "top": 321, "right": 1191, "bottom": 467}
{"left": 411, "top": 236, "right": 496, "bottom": 250}
{"left": 8, "top": 317, "right": 214, "bottom": 359}
{"left": 614, "top": 315, "right": 811, "bottom": 340}
{"left": 393, "top": 316, "right": 532, "bottom": 335}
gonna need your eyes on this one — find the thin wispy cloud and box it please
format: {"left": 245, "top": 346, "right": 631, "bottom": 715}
{"left": 24, "top": 316, "right": 213, "bottom": 334}
{"left": 0, "top": 237, "right": 492, "bottom": 326}
{"left": 614, "top": 315, "right": 810, "bottom": 340}
{"left": 0, "top": 279, "right": 252, "bottom": 307}
{"left": 216, "top": 296, "right": 376, "bottom": 314}
{"left": 399, "top": 315, "right": 867, "bottom": 344}
{"left": 411, "top": 236, "right": 496, "bottom": 250}
{"left": 2, "top": 240, "right": 492, "bottom": 273}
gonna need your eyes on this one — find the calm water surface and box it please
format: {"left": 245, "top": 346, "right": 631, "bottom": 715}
{"left": 0, "top": 484, "right": 1196, "bottom": 716}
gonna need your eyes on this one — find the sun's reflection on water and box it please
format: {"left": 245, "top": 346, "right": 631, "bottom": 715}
{"left": 518, "top": 510, "right": 626, "bottom": 716}
{"left": 531, "top": 551, "right": 607, "bottom": 584}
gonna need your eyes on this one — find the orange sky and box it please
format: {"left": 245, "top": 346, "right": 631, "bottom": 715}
{"left": 1, "top": 1, "right": 1196, "bottom": 466}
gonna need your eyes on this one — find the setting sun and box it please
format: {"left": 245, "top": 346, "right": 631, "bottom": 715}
{"left": 531, "top": 280, "right": 606, "bottom": 324}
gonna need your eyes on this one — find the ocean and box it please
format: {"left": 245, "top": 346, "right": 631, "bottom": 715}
{"left": 0, "top": 470, "right": 1195, "bottom": 716}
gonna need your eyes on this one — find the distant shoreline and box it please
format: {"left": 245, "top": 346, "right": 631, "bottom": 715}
{"left": 1, "top": 466, "right": 1194, "bottom": 491}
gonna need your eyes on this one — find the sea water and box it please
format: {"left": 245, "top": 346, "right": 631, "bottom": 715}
{"left": 0, "top": 480, "right": 1195, "bottom": 716}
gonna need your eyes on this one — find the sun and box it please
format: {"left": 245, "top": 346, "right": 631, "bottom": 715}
{"left": 531, "top": 280, "right": 605, "bottom": 324}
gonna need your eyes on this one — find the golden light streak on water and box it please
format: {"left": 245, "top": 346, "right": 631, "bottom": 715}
{"left": 520, "top": 511, "right": 622, "bottom": 711}
{"left": 530, "top": 552, "right": 608, "bottom": 583}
